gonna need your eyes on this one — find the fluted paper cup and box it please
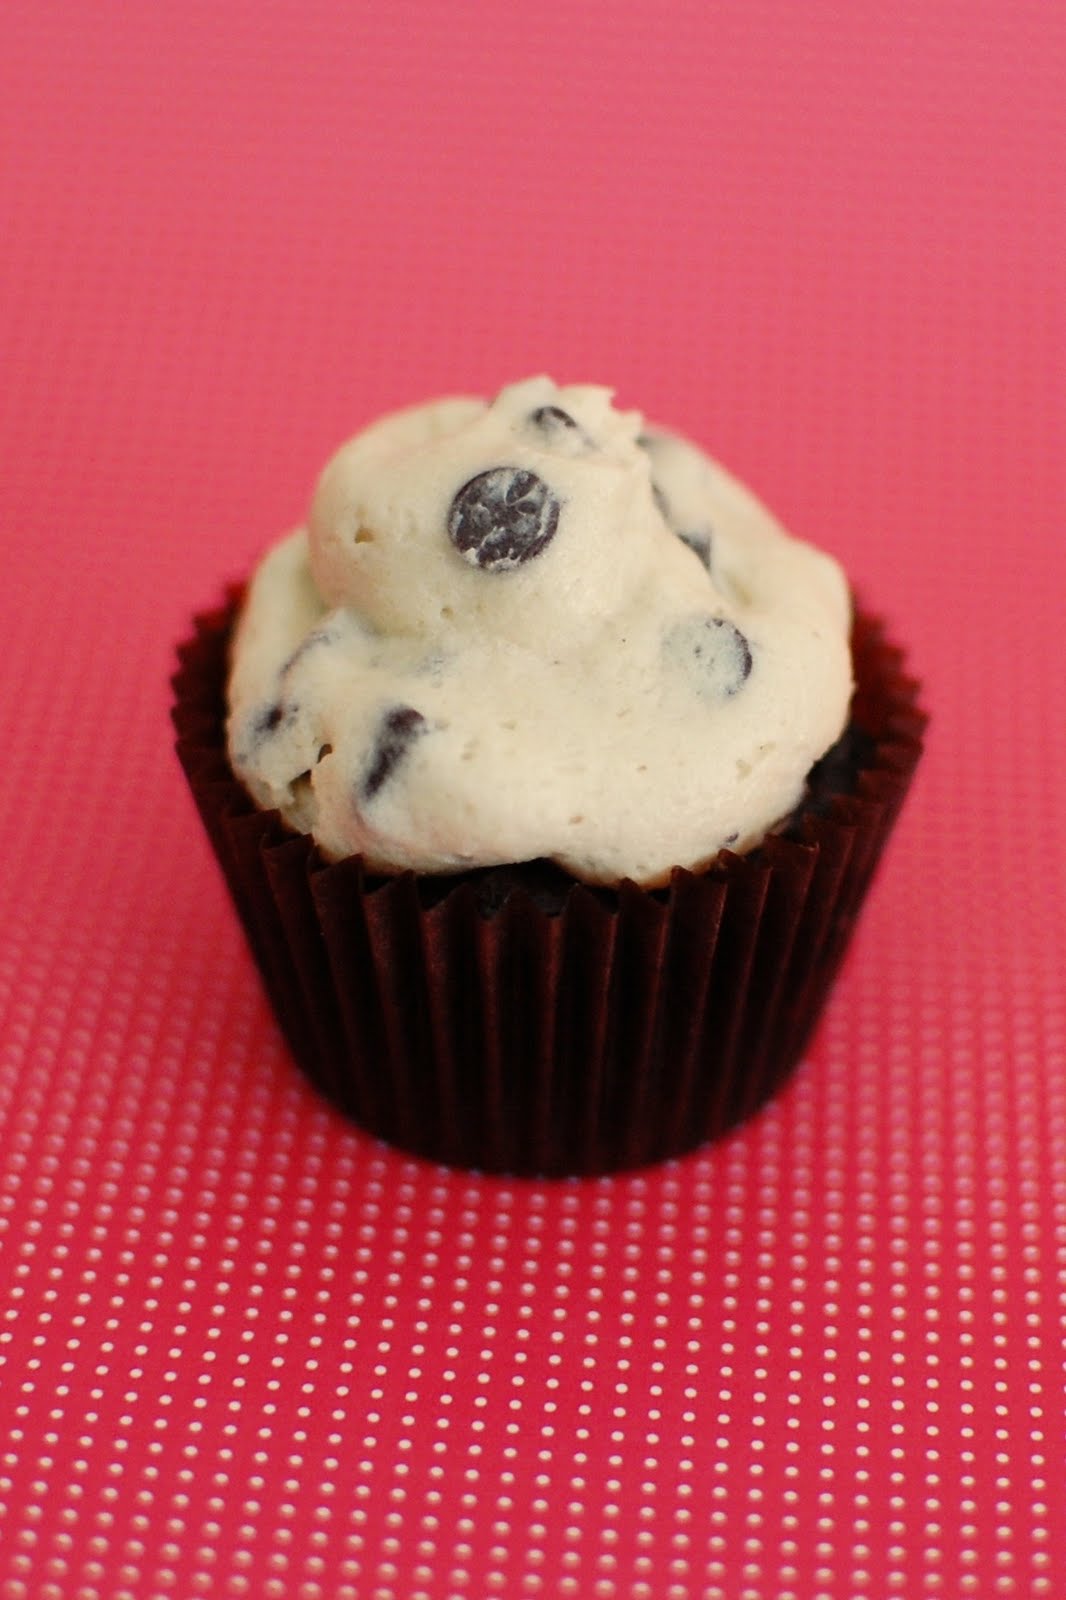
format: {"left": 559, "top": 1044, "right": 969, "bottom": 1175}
{"left": 172, "top": 595, "right": 925, "bottom": 1175}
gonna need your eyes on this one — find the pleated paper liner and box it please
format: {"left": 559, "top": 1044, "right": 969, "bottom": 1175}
{"left": 172, "top": 593, "right": 925, "bottom": 1176}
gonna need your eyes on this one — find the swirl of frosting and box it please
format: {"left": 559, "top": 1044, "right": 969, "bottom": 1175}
{"left": 227, "top": 377, "right": 852, "bottom": 885}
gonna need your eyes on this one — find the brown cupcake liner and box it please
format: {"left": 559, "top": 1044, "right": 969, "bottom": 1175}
{"left": 172, "top": 593, "right": 926, "bottom": 1176}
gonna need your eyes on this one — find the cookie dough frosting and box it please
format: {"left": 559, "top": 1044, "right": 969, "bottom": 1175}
{"left": 227, "top": 377, "right": 853, "bottom": 885}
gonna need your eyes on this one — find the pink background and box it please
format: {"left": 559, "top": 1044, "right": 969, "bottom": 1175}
{"left": 2, "top": 2, "right": 1064, "bottom": 1596}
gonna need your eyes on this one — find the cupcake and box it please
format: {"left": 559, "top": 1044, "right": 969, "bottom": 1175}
{"left": 172, "top": 377, "right": 924, "bottom": 1175}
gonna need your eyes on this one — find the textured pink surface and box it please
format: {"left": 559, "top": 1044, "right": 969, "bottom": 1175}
{"left": 2, "top": 2, "right": 1065, "bottom": 1596}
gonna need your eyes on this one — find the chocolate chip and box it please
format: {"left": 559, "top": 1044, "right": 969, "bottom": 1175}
{"left": 253, "top": 702, "right": 289, "bottom": 737}
{"left": 362, "top": 706, "right": 427, "bottom": 800}
{"left": 448, "top": 468, "right": 561, "bottom": 571}
{"left": 527, "top": 405, "right": 592, "bottom": 456}
{"left": 530, "top": 404, "right": 579, "bottom": 434}
{"left": 678, "top": 530, "right": 713, "bottom": 571}
{"left": 666, "top": 615, "right": 753, "bottom": 699}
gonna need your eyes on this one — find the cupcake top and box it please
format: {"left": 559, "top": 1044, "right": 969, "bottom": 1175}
{"left": 227, "top": 377, "right": 853, "bottom": 885}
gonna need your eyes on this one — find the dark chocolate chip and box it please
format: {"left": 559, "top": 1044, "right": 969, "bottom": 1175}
{"left": 530, "top": 404, "right": 579, "bottom": 434}
{"left": 677, "top": 530, "right": 713, "bottom": 571}
{"left": 253, "top": 702, "right": 289, "bottom": 737}
{"left": 666, "top": 615, "right": 753, "bottom": 699}
{"left": 362, "top": 706, "right": 427, "bottom": 800}
{"left": 448, "top": 467, "right": 561, "bottom": 571}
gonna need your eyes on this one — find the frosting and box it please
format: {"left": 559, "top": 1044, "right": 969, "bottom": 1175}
{"left": 227, "top": 377, "right": 853, "bottom": 885}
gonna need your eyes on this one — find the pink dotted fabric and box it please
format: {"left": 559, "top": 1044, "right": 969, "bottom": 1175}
{"left": 2, "top": 3, "right": 1064, "bottom": 1596}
